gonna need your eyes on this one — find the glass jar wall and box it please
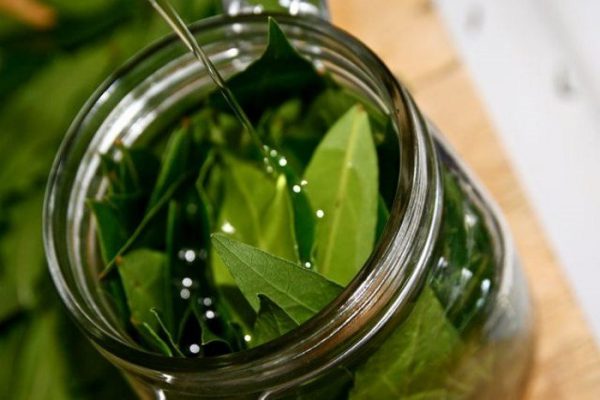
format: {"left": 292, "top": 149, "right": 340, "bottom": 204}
{"left": 43, "top": 14, "right": 533, "bottom": 400}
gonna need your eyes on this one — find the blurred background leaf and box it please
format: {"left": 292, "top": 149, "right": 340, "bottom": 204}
{"left": 0, "top": 0, "right": 222, "bottom": 397}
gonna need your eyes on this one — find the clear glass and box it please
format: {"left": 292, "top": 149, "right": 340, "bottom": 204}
{"left": 221, "top": 0, "right": 329, "bottom": 18}
{"left": 43, "top": 14, "right": 533, "bottom": 400}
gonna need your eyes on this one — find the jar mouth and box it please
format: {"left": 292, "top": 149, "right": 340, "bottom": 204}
{"left": 43, "top": 13, "right": 440, "bottom": 392}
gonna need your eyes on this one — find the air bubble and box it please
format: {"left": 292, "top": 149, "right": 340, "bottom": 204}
{"left": 292, "top": 185, "right": 301, "bottom": 193}
{"left": 316, "top": 209, "right": 325, "bottom": 218}
{"left": 180, "top": 288, "right": 191, "bottom": 300}
{"left": 184, "top": 250, "right": 196, "bottom": 263}
{"left": 189, "top": 344, "right": 200, "bottom": 354}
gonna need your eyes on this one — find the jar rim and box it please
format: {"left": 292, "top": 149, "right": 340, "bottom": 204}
{"left": 43, "top": 13, "right": 441, "bottom": 393}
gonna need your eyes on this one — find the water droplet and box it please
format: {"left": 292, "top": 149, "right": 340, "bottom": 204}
{"left": 278, "top": 158, "right": 288, "bottom": 167}
{"left": 202, "top": 297, "right": 213, "bottom": 307}
{"left": 221, "top": 221, "right": 236, "bottom": 234}
{"left": 182, "top": 277, "right": 193, "bottom": 288}
{"left": 269, "top": 149, "right": 278, "bottom": 157}
{"left": 263, "top": 144, "right": 270, "bottom": 151}
{"left": 244, "top": 334, "right": 252, "bottom": 342}
{"left": 304, "top": 262, "right": 312, "bottom": 268}
{"left": 189, "top": 344, "right": 200, "bottom": 354}
{"left": 292, "top": 185, "right": 301, "bottom": 193}
{"left": 266, "top": 166, "right": 274, "bottom": 174}
{"left": 205, "top": 310, "right": 216, "bottom": 319}
{"left": 180, "top": 288, "right": 191, "bottom": 300}
{"left": 300, "top": 180, "right": 308, "bottom": 186}
{"left": 316, "top": 209, "right": 325, "bottom": 219}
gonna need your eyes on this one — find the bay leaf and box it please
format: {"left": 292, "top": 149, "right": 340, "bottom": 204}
{"left": 0, "top": 192, "right": 46, "bottom": 318}
{"left": 9, "top": 309, "right": 71, "bottom": 400}
{"left": 150, "top": 308, "right": 184, "bottom": 357}
{"left": 140, "top": 323, "right": 173, "bottom": 357}
{"left": 88, "top": 200, "right": 129, "bottom": 263}
{"left": 165, "top": 184, "right": 216, "bottom": 333}
{"left": 251, "top": 295, "right": 299, "bottom": 347}
{"left": 208, "top": 18, "right": 326, "bottom": 122}
{"left": 212, "top": 234, "right": 342, "bottom": 324}
{"left": 148, "top": 125, "right": 203, "bottom": 209}
{"left": 349, "top": 288, "right": 461, "bottom": 400}
{"left": 210, "top": 155, "right": 298, "bottom": 286}
{"left": 118, "top": 249, "right": 169, "bottom": 340}
{"left": 304, "top": 105, "right": 379, "bottom": 285}
{"left": 431, "top": 170, "right": 496, "bottom": 334}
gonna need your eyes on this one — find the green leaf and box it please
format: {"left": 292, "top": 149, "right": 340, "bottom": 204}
{"left": 251, "top": 295, "right": 299, "bottom": 347}
{"left": 212, "top": 234, "right": 343, "bottom": 324}
{"left": 140, "top": 323, "right": 173, "bottom": 357}
{"left": 98, "top": 171, "right": 193, "bottom": 278}
{"left": 149, "top": 125, "right": 203, "bottom": 209}
{"left": 112, "top": 146, "right": 161, "bottom": 196}
{"left": 431, "top": 169, "right": 496, "bottom": 334}
{"left": 211, "top": 155, "right": 298, "bottom": 286}
{"left": 151, "top": 308, "right": 185, "bottom": 357}
{"left": 209, "top": 18, "right": 326, "bottom": 122}
{"left": 0, "top": 192, "right": 46, "bottom": 317}
{"left": 0, "top": 278, "right": 20, "bottom": 324}
{"left": 0, "top": 0, "right": 133, "bottom": 102}
{"left": 0, "top": 41, "right": 117, "bottom": 198}
{"left": 117, "top": 249, "right": 168, "bottom": 337}
{"left": 216, "top": 284, "right": 256, "bottom": 336}
{"left": 350, "top": 288, "right": 461, "bottom": 399}
{"left": 304, "top": 105, "right": 379, "bottom": 285}
{"left": 192, "top": 302, "right": 232, "bottom": 352}
{"left": 176, "top": 300, "right": 235, "bottom": 357}
{"left": 9, "top": 309, "right": 71, "bottom": 400}
{"left": 0, "top": 318, "right": 28, "bottom": 397}
{"left": 88, "top": 200, "right": 129, "bottom": 263}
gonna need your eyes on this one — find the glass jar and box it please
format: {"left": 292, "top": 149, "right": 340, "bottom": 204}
{"left": 43, "top": 11, "right": 534, "bottom": 400}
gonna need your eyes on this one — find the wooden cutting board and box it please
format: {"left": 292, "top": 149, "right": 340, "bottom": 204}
{"left": 329, "top": 0, "right": 600, "bottom": 398}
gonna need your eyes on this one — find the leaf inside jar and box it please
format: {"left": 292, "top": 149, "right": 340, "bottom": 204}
{"left": 88, "top": 16, "right": 497, "bottom": 400}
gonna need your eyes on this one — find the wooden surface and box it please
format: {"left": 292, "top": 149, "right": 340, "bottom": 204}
{"left": 329, "top": 0, "right": 600, "bottom": 398}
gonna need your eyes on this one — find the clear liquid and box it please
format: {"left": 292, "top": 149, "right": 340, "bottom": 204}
{"left": 147, "top": 0, "right": 273, "bottom": 167}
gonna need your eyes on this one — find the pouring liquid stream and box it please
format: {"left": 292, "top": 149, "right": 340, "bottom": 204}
{"left": 146, "top": 0, "right": 316, "bottom": 265}
{"left": 147, "top": 0, "right": 272, "bottom": 167}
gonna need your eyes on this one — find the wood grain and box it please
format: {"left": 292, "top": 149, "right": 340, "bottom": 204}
{"left": 329, "top": 0, "right": 600, "bottom": 398}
